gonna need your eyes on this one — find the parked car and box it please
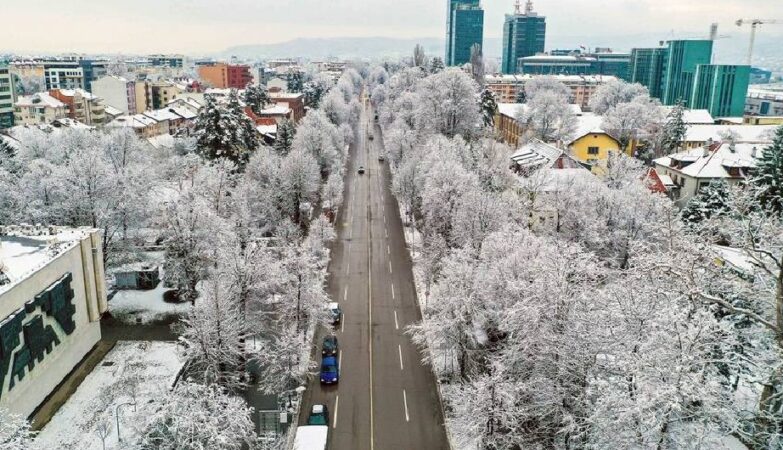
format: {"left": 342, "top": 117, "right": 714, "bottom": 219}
{"left": 307, "top": 404, "right": 329, "bottom": 426}
{"left": 378, "top": 155, "right": 385, "bottom": 162}
{"left": 358, "top": 166, "right": 365, "bottom": 175}
{"left": 322, "top": 335, "right": 338, "bottom": 356}
{"left": 327, "top": 302, "right": 342, "bottom": 325}
{"left": 320, "top": 356, "right": 339, "bottom": 384}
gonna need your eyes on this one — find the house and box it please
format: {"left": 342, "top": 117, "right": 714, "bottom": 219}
{"left": 106, "top": 114, "right": 167, "bottom": 138}
{"left": 653, "top": 141, "right": 762, "bottom": 205}
{"left": 516, "top": 167, "right": 598, "bottom": 231}
{"left": 13, "top": 93, "right": 68, "bottom": 125}
{"left": 566, "top": 112, "right": 625, "bottom": 168}
{"left": 48, "top": 88, "right": 106, "bottom": 126}
{"left": 510, "top": 139, "right": 583, "bottom": 174}
{"left": 269, "top": 92, "right": 305, "bottom": 123}
{"left": 495, "top": 103, "right": 526, "bottom": 148}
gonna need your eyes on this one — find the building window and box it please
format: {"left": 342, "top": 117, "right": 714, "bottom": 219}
{"left": 587, "top": 146, "right": 599, "bottom": 155}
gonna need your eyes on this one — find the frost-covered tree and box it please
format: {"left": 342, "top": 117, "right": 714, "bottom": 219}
{"left": 279, "top": 149, "right": 320, "bottom": 226}
{"left": 661, "top": 100, "right": 688, "bottom": 154}
{"left": 0, "top": 408, "right": 37, "bottom": 450}
{"left": 302, "top": 73, "right": 332, "bottom": 108}
{"left": 291, "top": 110, "right": 343, "bottom": 175}
{"left": 479, "top": 88, "right": 498, "bottom": 128}
{"left": 180, "top": 276, "right": 248, "bottom": 389}
{"left": 754, "top": 125, "right": 783, "bottom": 215}
{"left": 469, "top": 43, "right": 485, "bottom": 87}
{"left": 524, "top": 77, "right": 571, "bottom": 101}
{"left": 514, "top": 88, "right": 526, "bottom": 104}
{"left": 414, "top": 68, "right": 480, "bottom": 139}
{"left": 588, "top": 78, "right": 650, "bottom": 114}
{"left": 413, "top": 44, "right": 427, "bottom": 69}
{"left": 138, "top": 382, "right": 256, "bottom": 450}
{"left": 273, "top": 118, "right": 296, "bottom": 155}
{"left": 519, "top": 90, "right": 576, "bottom": 143}
{"left": 601, "top": 95, "right": 663, "bottom": 155}
{"left": 243, "top": 84, "right": 270, "bottom": 115}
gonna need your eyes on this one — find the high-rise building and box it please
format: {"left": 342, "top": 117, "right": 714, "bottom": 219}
{"left": 501, "top": 0, "right": 546, "bottom": 74}
{"left": 197, "top": 63, "right": 253, "bottom": 89}
{"left": 0, "top": 63, "right": 15, "bottom": 129}
{"left": 690, "top": 64, "right": 750, "bottom": 117}
{"left": 629, "top": 47, "right": 667, "bottom": 99}
{"left": 446, "top": 0, "right": 484, "bottom": 67}
{"left": 661, "top": 40, "right": 713, "bottom": 106}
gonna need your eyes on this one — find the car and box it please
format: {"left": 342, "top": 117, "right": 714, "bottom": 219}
{"left": 368, "top": 133, "right": 374, "bottom": 141}
{"left": 307, "top": 404, "right": 329, "bottom": 426}
{"left": 327, "top": 302, "right": 342, "bottom": 325}
{"left": 322, "top": 335, "right": 338, "bottom": 356}
{"left": 378, "top": 155, "right": 385, "bottom": 162}
{"left": 320, "top": 355, "right": 339, "bottom": 384}
{"left": 358, "top": 166, "right": 365, "bottom": 174}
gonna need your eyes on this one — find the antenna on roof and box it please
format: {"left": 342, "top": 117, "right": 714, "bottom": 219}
{"left": 515, "top": 0, "right": 522, "bottom": 14}
{"left": 525, "top": 0, "right": 534, "bottom": 14}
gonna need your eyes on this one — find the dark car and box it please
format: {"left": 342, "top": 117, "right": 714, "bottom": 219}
{"left": 322, "top": 335, "right": 338, "bottom": 356}
{"left": 378, "top": 155, "right": 385, "bottom": 162}
{"left": 320, "top": 356, "right": 339, "bottom": 384}
{"left": 307, "top": 404, "right": 329, "bottom": 425}
{"left": 358, "top": 166, "right": 365, "bottom": 174}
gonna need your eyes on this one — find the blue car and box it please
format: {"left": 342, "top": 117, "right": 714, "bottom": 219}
{"left": 320, "top": 355, "right": 339, "bottom": 384}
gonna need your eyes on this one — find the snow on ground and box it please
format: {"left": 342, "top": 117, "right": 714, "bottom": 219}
{"left": 36, "top": 341, "right": 185, "bottom": 450}
{"left": 108, "top": 282, "right": 192, "bottom": 324}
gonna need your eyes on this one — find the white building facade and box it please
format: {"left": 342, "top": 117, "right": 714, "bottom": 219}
{"left": 0, "top": 226, "right": 107, "bottom": 419}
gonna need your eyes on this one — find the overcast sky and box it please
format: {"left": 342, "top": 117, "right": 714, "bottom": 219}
{"left": 1, "top": 0, "right": 782, "bottom": 54}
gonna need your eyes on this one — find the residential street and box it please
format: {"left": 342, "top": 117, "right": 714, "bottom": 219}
{"left": 299, "top": 99, "right": 450, "bottom": 450}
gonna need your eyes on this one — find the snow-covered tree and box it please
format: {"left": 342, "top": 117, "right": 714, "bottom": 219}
{"left": 414, "top": 68, "right": 480, "bottom": 139}
{"left": 588, "top": 78, "right": 650, "bottom": 114}
{"left": 194, "top": 93, "right": 259, "bottom": 164}
{"left": 279, "top": 149, "right": 320, "bottom": 226}
{"left": 291, "top": 110, "right": 343, "bottom": 175}
{"left": 273, "top": 119, "right": 296, "bottom": 155}
{"left": 754, "top": 125, "right": 783, "bottom": 215}
{"left": 429, "top": 57, "right": 445, "bottom": 74}
{"left": 286, "top": 71, "right": 304, "bottom": 93}
{"left": 661, "top": 100, "right": 688, "bottom": 154}
{"left": 514, "top": 88, "right": 526, "bottom": 104}
{"left": 302, "top": 73, "right": 332, "bottom": 108}
{"left": 243, "top": 84, "right": 270, "bottom": 115}
{"left": 524, "top": 77, "right": 571, "bottom": 102}
{"left": 180, "top": 276, "right": 248, "bottom": 389}
{"left": 601, "top": 95, "right": 664, "bottom": 155}
{"left": 138, "top": 382, "right": 256, "bottom": 450}
{"left": 680, "top": 179, "right": 732, "bottom": 226}
{"left": 519, "top": 90, "right": 576, "bottom": 143}
{"left": 469, "top": 43, "right": 485, "bottom": 87}
{"left": 479, "top": 88, "right": 498, "bottom": 128}
{"left": 0, "top": 408, "right": 37, "bottom": 450}
{"left": 413, "top": 44, "right": 427, "bottom": 69}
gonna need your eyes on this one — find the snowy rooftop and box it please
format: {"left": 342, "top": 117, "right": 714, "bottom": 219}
{"left": 143, "top": 109, "right": 179, "bottom": 122}
{"left": 654, "top": 142, "right": 762, "bottom": 179}
{"left": 511, "top": 139, "right": 564, "bottom": 169}
{"left": 270, "top": 92, "right": 304, "bottom": 100}
{"left": 146, "top": 133, "right": 176, "bottom": 149}
{"left": 259, "top": 103, "right": 292, "bottom": 115}
{"left": 107, "top": 114, "right": 159, "bottom": 129}
{"left": 684, "top": 124, "right": 777, "bottom": 143}
{"left": 257, "top": 124, "right": 277, "bottom": 136}
{"left": 498, "top": 102, "right": 583, "bottom": 119}
{"left": 55, "top": 88, "right": 99, "bottom": 101}
{"left": 486, "top": 74, "right": 617, "bottom": 84}
{"left": 15, "top": 92, "right": 66, "bottom": 108}
{"left": 167, "top": 105, "right": 197, "bottom": 120}
{"left": 571, "top": 112, "right": 612, "bottom": 142}
{"left": 0, "top": 225, "right": 96, "bottom": 295}
{"left": 104, "top": 105, "right": 123, "bottom": 116}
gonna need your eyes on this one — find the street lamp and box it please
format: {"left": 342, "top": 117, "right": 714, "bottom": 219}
{"left": 115, "top": 401, "right": 137, "bottom": 443}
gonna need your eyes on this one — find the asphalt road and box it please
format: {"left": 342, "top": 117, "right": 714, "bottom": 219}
{"left": 299, "top": 98, "right": 450, "bottom": 450}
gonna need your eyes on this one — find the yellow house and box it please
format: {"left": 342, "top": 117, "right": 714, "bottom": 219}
{"left": 568, "top": 130, "right": 624, "bottom": 165}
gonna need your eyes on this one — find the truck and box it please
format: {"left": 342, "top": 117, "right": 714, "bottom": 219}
{"left": 293, "top": 405, "right": 328, "bottom": 450}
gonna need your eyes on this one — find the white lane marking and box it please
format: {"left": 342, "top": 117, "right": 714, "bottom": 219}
{"left": 341, "top": 316, "right": 345, "bottom": 333}
{"left": 391, "top": 283, "right": 395, "bottom": 300}
{"left": 383, "top": 215, "right": 386, "bottom": 224}
{"left": 403, "top": 390, "right": 410, "bottom": 422}
{"left": 333, "top": 395, "right": 339, "bottom": 429}
{"left": 339, "top": 352, "right": 342, "bottom": 371}
{"left": 388, "top": 261, "right": 393, "bottom": 274}
{"left": 398, "top": 344, "right": 404, "bottom": 371}
{"left": 346, "top": 263, "right": 350, "bottom": 275}
{"left": 368, "top": 198, "right": 375, "bottom": 450}
{"left": 344, "top": 287, "right": 348, "bottom": 301}
{"left": 387, "top": 245, "right": 390, "bottom": 255}
{"left": 394, "top": 310, "right": 399, "bottom": 330}
{"left": 385, "top": 229, "right": 388, "bottom": 239}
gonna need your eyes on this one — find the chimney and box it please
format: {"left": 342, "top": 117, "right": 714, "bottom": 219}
{"left": 752, "top": 146, "right": 758, "bottom": 158}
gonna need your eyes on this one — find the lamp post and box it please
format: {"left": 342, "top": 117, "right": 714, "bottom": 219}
{"left": 115, "top": 401, "right": 137, "bottom": 443}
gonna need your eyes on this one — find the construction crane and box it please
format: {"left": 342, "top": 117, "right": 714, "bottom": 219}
{"left": 735, "top": 18, "right": 780, "bottom": 66}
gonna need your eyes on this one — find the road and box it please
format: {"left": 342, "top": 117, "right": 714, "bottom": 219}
{"left": 299, "top": 98, "right": 450, "bottom": 450}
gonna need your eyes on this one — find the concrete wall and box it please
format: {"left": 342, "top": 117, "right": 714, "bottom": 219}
{"left": 0, "top": 231, "right": 106, "bottom": 418}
